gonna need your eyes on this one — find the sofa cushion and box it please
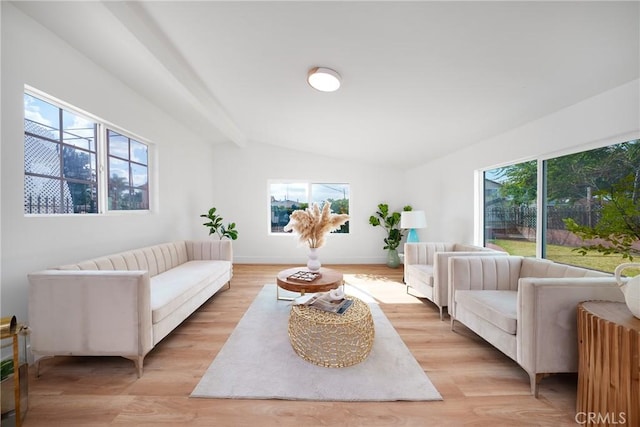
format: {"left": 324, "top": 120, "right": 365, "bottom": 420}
{"left": 455, "top": 290, "right": 517, "bottom": 335}
{"left": 150, "top": 260, "right": 231, "bottom": 323}
{"left": 407, "top": 264, "right": 434, "bottom": 286}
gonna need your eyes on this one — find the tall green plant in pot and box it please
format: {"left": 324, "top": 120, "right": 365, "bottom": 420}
{"left": 200, "top": 207, "right": 239, "bottom": 240}
{"left": 369, "top": 204, "right": 412, "bottom": 268}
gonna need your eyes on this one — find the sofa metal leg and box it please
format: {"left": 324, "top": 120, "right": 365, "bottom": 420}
{"left": 530, "top": 372, "right": 546, "bottom": 398}
{"left": 450, "top": 317, "right": 455, "bottom": 331}
{"left": 125, "top": 355, "right": 145, "bottom": 378}
{"left": 408, "top": 285, "right": 446, "bottom": 321}
{"left": 135, "top": 356, "right": 144, "bottom": 378}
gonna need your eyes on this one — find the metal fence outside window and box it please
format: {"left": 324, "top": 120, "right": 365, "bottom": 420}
{"left": 485, "top": 205, "right": 603, "bottom": 233}
{"left": 24, "top": 194, "right": 94, "bottom": 214}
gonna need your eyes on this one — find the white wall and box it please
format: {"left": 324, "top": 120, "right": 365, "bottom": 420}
{"left": 0, "top": 2, "right": 3, "bottom": 325}
{"left": 406, "top": 79, "right": 640, "bottom": 244}
{"left": 4, "top": 1, "right": 637, "bottom": 327}
{"left": 208, "top": 141, "right": 407, "bottom": 265}
{"left": 0, "top": 4, "right": 218, "bottom": 323}
{"left": 0, "top": 3, "right": 410, "bottom": 324}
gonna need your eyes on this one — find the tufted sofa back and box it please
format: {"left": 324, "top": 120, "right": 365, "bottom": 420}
{"left": 520, "top": 257, "right": 609, "bottom": 279}
{"left": 56, "top": 241, "right": 190, "bottom": 278}
{"left": 406, "top": 242, "right": 456, "bottom": 265}
{"left": 405, "top": 242, "right": 495, "bottom": 266}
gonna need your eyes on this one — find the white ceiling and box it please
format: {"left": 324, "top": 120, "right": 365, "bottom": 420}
{"left": 12, "top": 1, "right": 640, "bottom": 168}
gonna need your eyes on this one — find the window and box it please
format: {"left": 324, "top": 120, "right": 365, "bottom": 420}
{"left": 269, "top": 182, "right": 350, "bottom": 234}
{"left": 544, "top": 140, "right": 639, "bottom": 271}
{"left": 483, "top": 160, "right": 537, "bottom": 257}
{"left": 23, "top": 89, "right": 151, "bottom": 214}
{"left": 482, "top": 139, "right": 640, "bottom": 272}
{"left": 107, "top": 130, "right": 149, "bottom": 210}
{"left": 24, "top": 93, "right": 98, "bottom": 214}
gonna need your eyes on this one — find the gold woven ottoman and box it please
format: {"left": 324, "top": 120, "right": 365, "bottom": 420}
{"left": 288, "top": 296, "right": 375, "bottom": 368}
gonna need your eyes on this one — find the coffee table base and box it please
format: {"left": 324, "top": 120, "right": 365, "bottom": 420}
{"left": 287, "top": 297, "right": 375, "bottom": 368}
{"left": 276, "top": 283, "right": 345, "bottom": 301}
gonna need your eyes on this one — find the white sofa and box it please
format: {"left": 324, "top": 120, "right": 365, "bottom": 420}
{"left": 404, "top": 242, "right": 505, "bottom": 319}
{"left": 448, "top": 255, "right": 625, "bottom": 396}
{"left": 28, "top": 240, "right": 233, "bottom": 377}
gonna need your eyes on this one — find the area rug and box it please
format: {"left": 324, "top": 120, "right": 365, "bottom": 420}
{"left": 190, "top": 284, "right": 442, "bottom": 401}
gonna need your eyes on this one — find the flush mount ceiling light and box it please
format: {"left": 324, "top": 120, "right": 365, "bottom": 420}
{"left": 307, "top": 67, "right": 341, "bottom": 92}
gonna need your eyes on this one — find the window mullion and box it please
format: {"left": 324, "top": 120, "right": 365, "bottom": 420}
{"left": 128, "top": 139, "right": 133, "bottom": 192}
{"left": 537, "top": 159, "right": 546, "bottom": 259}
{"left": 97, "top": 123, "right": 108, "bottom": 214}
{"left": 58, "top": 107, "right": 64, "bottom": 213}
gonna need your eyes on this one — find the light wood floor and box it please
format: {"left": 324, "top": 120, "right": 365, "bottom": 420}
{"left": 23, "top": 264, "right": 580, "bottom": 426}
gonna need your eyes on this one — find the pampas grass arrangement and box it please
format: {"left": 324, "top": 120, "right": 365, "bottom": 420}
{"left": 284, "top": 202, "right": 350, "bottom": 248}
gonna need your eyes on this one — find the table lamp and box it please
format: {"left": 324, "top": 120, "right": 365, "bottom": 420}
{"left": 401, "top": 210, "right": 427, "bottom": 243}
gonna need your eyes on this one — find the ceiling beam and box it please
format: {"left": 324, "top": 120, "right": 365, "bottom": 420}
{"left": 102, "top": 1, "right": 247, "bottom": 148}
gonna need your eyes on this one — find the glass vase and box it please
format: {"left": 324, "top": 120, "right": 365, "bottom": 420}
{"left": 387, "top": 249, "right": 400, "bottom": 268}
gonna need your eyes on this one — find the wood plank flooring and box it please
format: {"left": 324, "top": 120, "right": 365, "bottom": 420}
{"left": 22, "top": 264, "right": 580, "bottom": 426}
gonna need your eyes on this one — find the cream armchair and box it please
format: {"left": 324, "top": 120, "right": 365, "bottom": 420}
{"left": 404, "top": 242, "right": 504, "bottom": 319}
{"left": 448, "top": 255, "right": 625, "bottom": 396}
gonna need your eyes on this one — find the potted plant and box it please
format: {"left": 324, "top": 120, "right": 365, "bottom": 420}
{"left": 200, "top": 207, "right": 239, "bottom": 240}
{"left": 369, "top": 203, "right": 412, "bottom": 268}
{"left": 283, "top": 202, "right": 350, "bottom": 272}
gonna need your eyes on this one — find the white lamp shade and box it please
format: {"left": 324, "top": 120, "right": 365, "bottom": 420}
{"left": 401, "top": 210, "right": 427, "bottom": 229}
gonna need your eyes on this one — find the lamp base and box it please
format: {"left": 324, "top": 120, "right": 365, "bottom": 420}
{"left": 407, "top": 229, "right": 419, "bottom": 243}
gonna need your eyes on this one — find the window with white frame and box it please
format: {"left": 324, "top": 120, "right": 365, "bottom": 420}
{"left": 269, "top": 182, "right": 350, "bottom": 234}
{"left": 482, "top": 139, "right": 640, "bottom": 273}
{"left": 23, "top": 89, "right": 150, "bottom": 214}
{"left": 107, "top": 130, "right": 149, "bottom": 210}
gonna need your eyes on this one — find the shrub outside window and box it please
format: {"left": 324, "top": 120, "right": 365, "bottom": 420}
{"left": 544, "top": 140, "right": 639, "bottom": 271}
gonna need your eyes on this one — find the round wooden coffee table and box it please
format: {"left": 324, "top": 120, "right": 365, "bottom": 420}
{"left": 276, "top": 267, "right": 343, "bottom": 300}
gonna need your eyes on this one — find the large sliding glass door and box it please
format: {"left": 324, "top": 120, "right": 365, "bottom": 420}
{"left": 482, "top": 139, "right": 639, "bottom": 272}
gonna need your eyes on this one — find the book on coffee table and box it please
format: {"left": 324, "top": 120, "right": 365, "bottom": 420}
{"left": 294, "top": 291, "right": 353, "bottom": 314}
{"left": 286, "top": 270, "right": 322, "bottom": 283}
